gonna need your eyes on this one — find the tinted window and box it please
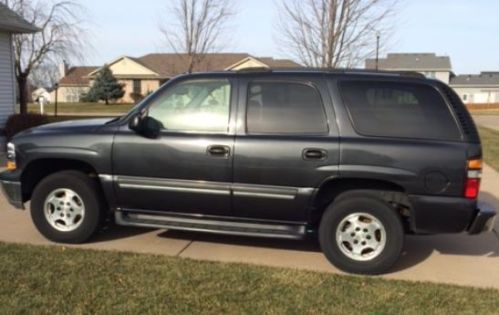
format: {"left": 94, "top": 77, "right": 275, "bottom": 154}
{"left": 339, "top": 81, "right": 461, "bottom": 140}
{"left": 148, "top": 79, "right": 231, "bottom": 133}
{"left": 246, "top": 82, "right": 328, "bottom": 134}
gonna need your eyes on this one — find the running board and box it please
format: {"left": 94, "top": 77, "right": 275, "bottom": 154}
{"left": 115, "top": 211, "right": 307, "bottom": 239}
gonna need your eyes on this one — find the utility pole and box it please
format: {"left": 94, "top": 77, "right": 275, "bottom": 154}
{"left": 54, "top": 83, "right": 59, "bottom": 117}
{"left": 375, "top": 32, "right": 380, "bottom": 70}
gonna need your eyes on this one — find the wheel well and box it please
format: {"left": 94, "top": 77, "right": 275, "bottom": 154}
{"left": 311, "top": 178, "right": 410, "bottom": 228}
{"left": 21, "top": 159, "right": 98, "bottom": 202}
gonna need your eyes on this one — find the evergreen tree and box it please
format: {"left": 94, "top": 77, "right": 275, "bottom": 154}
{"left": 85, "top": 65, "right": 125, "bottom": 104}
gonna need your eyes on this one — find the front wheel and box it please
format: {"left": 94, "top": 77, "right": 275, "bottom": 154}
{"left": 319, "top": 191, "right": 404, "bottom": 275}
{"left": 31, "top": 171, "right": 104, "bottom": 244}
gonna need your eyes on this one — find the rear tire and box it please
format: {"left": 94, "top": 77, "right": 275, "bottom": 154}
{"left": 31, "top": 170, "right": 104, "bottom": 244}
{"left": 319, "top": 191, "right": 404, "bottom": 275}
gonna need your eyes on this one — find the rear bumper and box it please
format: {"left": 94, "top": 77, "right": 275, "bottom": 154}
{"left": 468, "top": 205, "right": 496, "bottom": 234}
{"left": 0, "top": 170, "right": 24, "bottom": 210}
{"left": 409, "top": 195, "right": 496, "bottom": 234}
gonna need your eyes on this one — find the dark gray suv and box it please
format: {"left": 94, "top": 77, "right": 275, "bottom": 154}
{"left": 1, "top": 69, "right": 496, "bottom": 274}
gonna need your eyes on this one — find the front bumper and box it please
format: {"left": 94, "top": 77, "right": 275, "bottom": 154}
{"left": 0, "top": 171, "right": 24, "bottom": 210}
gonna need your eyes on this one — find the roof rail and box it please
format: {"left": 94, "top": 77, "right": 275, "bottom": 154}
{"left": 229, "top": 67, "right": 426, "bottom": 79}
{"left": 233, "top": 67, "right": 273, "bottom": 73}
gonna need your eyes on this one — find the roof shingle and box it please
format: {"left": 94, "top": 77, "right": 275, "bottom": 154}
{"left": 135, "top": 53, "right": 301, "bottom": 76}
{"left": 365, "top": 53, "right": 452, "bottom": 71}
{"left": 450, "top": 72, "right": 499, "bottom": 86}
{"left": 59, "top": 66, "right": 98, "bottom": 86}
{"left": 0, "top": 3, "right": 39, "bottom": 33}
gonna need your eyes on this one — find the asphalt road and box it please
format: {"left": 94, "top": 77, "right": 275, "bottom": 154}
{"left": 0, "top": 165, "right": 498, "bottom": 289}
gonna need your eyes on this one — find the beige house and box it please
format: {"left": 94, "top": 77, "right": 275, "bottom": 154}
{"left": 53, "top": 65, "right": 98, "bottom": 103}
{"left": 55, "top": 53, "right": 301, "bottom": 103}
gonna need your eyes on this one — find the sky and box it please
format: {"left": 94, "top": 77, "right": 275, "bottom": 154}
{"left": 80, "top": 0, "right": 499, "bottom": 75}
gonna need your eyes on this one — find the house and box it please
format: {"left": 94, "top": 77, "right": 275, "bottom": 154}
{"left": 32, "top": 87, "right": 51, "bottom": 103}
{"left": 365, "top": 53, "right": 453, "bottom": 84}
{"left": 53, "top": 65, "right": 98, "bottom": 103}
{"left": 450, "top": 72, "right": 499, "bottom": 105}
{"left": 0, "top": 3, "right": 38, "bottom": 145}
{"left": 55, "top": 53, "right": 301, "bottom": 103}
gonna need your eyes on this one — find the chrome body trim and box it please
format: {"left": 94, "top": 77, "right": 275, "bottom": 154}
{"left": 119, "top": 183, "right": 231, "bottom": 196}
{"left": 114, "top": 175, "right": 313, "bottom": 200}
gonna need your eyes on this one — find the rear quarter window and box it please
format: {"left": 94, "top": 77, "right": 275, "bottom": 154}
{"left": 339, "top": 81, "right": 462, "bottom": 141}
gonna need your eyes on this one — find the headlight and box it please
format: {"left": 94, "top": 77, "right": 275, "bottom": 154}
{"left": 6, "top": 142, "right": 16, "bottom": 171}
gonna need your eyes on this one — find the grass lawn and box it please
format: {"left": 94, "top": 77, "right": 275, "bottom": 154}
{"left": 478, "top": 127, "right": 499, "bottom": 171}
{"left": 26, "top": 102, "right": 134, "bottom": 115}
{"left": 469, "top": 109, "right": 499, "bottom": 116}
{"left": 0, "top": 242, "right": 497, "bottom": 314}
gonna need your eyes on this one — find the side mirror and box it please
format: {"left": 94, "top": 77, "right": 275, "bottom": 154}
{"left": 128, "top": 113, "right": 142, "bottom": 131}
{"left": 129, "top": 113, "right": 161, "bottom": 139}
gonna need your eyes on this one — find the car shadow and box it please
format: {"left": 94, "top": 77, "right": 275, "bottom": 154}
{"left": 157, "top": 229, "right": 322, "bottom": 252}
{"left": 91, "top": 222, "right": 157, "bottom": 243}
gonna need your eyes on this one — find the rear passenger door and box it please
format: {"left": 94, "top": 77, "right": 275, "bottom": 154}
{"left": 232, "top": 75, "right": 339, "bottom": 222}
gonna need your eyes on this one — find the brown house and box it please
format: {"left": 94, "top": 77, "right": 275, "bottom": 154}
{"left": 55, "top": 53, "right": 301, "bottom": 103}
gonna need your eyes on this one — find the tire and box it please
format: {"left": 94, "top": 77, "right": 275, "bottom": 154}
{"left": 31, "top": 170, "right": 104, "bottom": 244}
{"left": 319, "top": 190, "right": 404, "bottom": 275}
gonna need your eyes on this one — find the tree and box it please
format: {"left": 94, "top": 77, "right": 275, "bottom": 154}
{"left": 277, "top": 0, "right": 396, "bottom": 68}
{"left": 2, "top": 0, "right": 87, "bottom": 114}
{"left": 84, "top": 66, "right": 124, "bottom": 105}
{"left": 160, "top": 0, "right": 234, "bottom": 73}
{"left": 30, "top": 61, "right": 59, "bottom": 89}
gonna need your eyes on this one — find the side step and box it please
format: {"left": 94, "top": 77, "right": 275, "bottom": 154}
{"left": 115, "top": 211, "right": 307, "bottom": 240}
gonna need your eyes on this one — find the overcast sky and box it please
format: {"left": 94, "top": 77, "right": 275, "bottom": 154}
{"left": 81, "top": 0, "right": 499, "bottom": 74}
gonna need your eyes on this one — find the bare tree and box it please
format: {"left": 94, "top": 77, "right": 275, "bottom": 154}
{"left": 277, "top": 0, "right": 396, "bottom": 68}
{"left": 2, "top": 0, "right": 87, "bottom": 114}
{"left": 160, "top": 0, "right": 234, "bottom": 73}
{"left": 30, "top": 61, "right": 59, "bottom": 89}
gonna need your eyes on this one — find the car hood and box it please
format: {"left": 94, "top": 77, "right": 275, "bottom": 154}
{"left": 15, "top": 118, "right": 114, "bottom": 137}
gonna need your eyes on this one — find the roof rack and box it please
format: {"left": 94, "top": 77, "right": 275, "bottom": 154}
{"left": 231, "top": 67, "right": 426, "bottom": 78}
{"left": 233, "top": 67, "right": 273, "bottom": 73}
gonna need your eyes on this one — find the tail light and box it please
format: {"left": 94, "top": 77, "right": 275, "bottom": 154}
{"left": 464, "top": 158, "right": 482, "bottom": 199}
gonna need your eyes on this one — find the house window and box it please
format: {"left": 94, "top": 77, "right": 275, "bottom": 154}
{"left": 133, "top": 80, "right": 141, "bottom": 95}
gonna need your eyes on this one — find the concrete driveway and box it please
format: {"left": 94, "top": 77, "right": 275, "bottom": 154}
{"left": 0, "top": 166, "right": 498, "bottom": 289}
{"left": 473, "top": 115, "right": 499, "bottom": 131}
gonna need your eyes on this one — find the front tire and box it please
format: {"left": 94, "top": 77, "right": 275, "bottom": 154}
{"left": 31, "top": 171, "right": 104, "bottom": 244}
{"left": 319, "top": 191, "right": 404, "bottom": 275}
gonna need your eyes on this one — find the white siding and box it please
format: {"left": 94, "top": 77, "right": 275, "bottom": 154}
{"left": 0, "top": 31, "right": 15, "bottom": 128}
{"left": 452, "top": 86, "right": 499, "bottom": 104}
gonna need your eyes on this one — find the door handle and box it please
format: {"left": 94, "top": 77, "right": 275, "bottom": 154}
{"left": 302, "top": 148, "right": 327, "bottom": 160}
{"left": 207, "top": 145, "right": 230, "bottom": 157}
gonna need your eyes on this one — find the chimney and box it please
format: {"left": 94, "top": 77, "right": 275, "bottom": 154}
{"left": 59, "top": 60, "right": 69, "bottom": 78}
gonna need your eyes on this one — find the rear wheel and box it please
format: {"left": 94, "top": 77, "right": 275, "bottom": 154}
{"left": 31, "top": 171, "right": 104, "bottom": 244}
{"left": 319, "top": 191, "right": 404, "bottom": 274}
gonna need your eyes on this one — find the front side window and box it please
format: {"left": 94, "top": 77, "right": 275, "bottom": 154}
{"left": 147, "top": 79, "right": 231, "bottom": 133}
{"left": 339, "top": 81, "right": 461, "bottom": 140}
{"left": 246, "top": 81, "right": 328, "bottom": 134}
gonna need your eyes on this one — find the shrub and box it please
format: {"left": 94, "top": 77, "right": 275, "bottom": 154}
{"left": 3, "top": 113, "right": 51, "bottom": 142}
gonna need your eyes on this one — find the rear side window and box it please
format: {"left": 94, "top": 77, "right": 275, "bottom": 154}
{"left": 246, "top": 82, "right": 328, "bottom": 134}
{"left": 339, "top": 81, "right": 461, "bottom": 140}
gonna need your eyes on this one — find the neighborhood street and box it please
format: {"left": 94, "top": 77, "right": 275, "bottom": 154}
{"left": 0, "top": 164, "right": 498, "bottom": 289}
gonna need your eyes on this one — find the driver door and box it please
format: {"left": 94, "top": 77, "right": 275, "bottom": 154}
{"left": 112, "top": 76, "right": 236, "bottom": 216}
